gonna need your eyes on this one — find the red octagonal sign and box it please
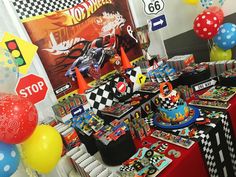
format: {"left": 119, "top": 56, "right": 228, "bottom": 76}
{"left": 16, "top": 74, "right": 48, "bottom": 104}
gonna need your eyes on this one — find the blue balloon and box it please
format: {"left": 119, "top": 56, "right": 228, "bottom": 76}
{"left": 0, "top": 142, "right": 20, "bottom": 177}
{"left": 213, "top": 23, "right": 236, "bottom": 50}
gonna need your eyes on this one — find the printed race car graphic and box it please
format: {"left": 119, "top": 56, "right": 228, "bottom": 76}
{"left": 120, "top": 147, "right": 172, "bottom": 177}
{"left": 65, "top": 34, "right": 117, "bottom": 80}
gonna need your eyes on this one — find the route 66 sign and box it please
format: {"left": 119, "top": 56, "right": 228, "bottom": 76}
{"left": 142, "top": 0, "right": 164, "bottom": 15}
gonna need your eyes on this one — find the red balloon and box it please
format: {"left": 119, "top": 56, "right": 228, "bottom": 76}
{"left": 0, "top": 94, "right": 38, "bottom": 144}
{"left": 204, "top": 6, "right": 224, "bottom": 25}
{"left": 193, "top": 12, "right": 220, "bottom": 39}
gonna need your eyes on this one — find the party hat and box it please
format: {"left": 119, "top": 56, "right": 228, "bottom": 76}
{"left": 75, "top": 67, "right": 91, "bottom": 94}
{"left": 120, "top": 46, "right": 133, "bottom": 70}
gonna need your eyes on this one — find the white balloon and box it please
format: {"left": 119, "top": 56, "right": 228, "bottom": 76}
{"left": 0, "top": 47, "right": 19, "bottom": 93}
{"left": 200, "top": 0, "right": 225, "bottom": 9}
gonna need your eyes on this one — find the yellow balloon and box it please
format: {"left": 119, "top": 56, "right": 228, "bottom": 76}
{"left": 21, "top": 125, "right": 63, "bottom": 174}
{"left": 210, "top": 46, "right": 232, "bottom": 62}
{"left": 183, "top": 0, "right": 199, "bottom": 5}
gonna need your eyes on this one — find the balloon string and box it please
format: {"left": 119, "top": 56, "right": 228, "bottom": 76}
{"left": 26, "top": 168, "right": 40, "bottom": 177}
{"left": 207, "top": 39, "right": 213, "bottom": 52}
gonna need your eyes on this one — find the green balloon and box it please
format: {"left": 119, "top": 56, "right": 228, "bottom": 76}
{"left": 210, "top": 46, "right": 232, "bottom": 62}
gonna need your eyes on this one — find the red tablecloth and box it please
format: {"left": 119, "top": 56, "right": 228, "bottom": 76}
{"left": 133, "top": 135, "right": 209, "bottom": 177}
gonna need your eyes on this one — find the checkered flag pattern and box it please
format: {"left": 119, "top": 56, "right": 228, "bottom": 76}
{"left": 12, "top": 0, "right": 82, "bottom": 20}
{"left": 158, "top": 143, "right": 168, "bottom": 153}
{"left": 159, "top": 97, "right": 178, "bottom": 110}
{"left": 120, "top": 165, "right": 134, "bottom": 172}
{"left": 86, "top": 82, "right": 117, "bottom": 114}
{"left": 150, "top": 156, "right": 162, "bottom": 164}
{"left": 220, "top": 114, "right": 236, "bottom": 176}
{"left": 126, "top": 66, "right": 142, "bottom": 92}
{"left": 144, "top": 117, "right": 154, "bottom": 127}
{"left": 201, "top": 134, "right": 219, "bottom": 177}
{"left": 193, "top": 130, "right": 206, "bottom": 139}
{"left": 112, "top": 77, "right": 132, "bottom": 96}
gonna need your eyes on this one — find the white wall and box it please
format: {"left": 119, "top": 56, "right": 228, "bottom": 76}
{"left": 1, "top": 0, "right": 58, "bottom": 123}
{"left": 128, "top": 0, "right": 167, "bottom": 58}
{"left": 129, "top": 0, "right": 236, "bottom": 41}
{"left": 161, "top": 0, "right": 236, "bottom": 40}
{"left": 160, "top": 0, "right": 202, "bottom": 40}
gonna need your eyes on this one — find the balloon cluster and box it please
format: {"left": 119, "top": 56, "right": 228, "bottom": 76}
{"left": 191, "top": 1, "right": 236, "bottom": 61}
{"left": 0, "top": 47, "right": 63, "bottom": 176}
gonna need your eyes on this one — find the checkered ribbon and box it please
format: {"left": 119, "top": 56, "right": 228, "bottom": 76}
{"left": 201, "top": 134, "right": 219, "bottom": 177}
{"left": 126, "top": 66, "right": 142, "bottom": 92}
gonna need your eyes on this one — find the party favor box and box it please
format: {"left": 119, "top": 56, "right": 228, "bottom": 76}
{"left": 167, "top": 54, "right": 195, "bottom": 71}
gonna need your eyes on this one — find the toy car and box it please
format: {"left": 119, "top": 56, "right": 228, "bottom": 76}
{"left": 123, "top": 149, "right": 144, "bottom": 166}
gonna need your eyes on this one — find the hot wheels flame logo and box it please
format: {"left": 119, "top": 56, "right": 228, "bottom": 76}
{"left": 69, "top": 0, "right": 113, "bottom": 24}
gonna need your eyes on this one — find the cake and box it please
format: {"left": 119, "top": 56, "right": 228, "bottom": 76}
{"left": 158, "top": 82, "right": 189, "bottom": 124}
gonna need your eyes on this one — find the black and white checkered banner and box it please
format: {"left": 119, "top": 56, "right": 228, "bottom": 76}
{"left": 86, "top": 81, "right": 117, "bottom": 114}
{"left": 12, "top": 0, "right": 83, "bottom": 20}
{"left": 221, "top": 114, "right": 236, "bottom": 177}
{"left": 126, "top": 66, "right": 142, "bottom": 92}
{"left": 199, "top": 114, "right": 235, "bottom": 177}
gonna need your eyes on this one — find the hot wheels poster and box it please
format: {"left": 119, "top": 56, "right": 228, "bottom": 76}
{"left": 15, "top": 0, "right": 142, "bottom": 98}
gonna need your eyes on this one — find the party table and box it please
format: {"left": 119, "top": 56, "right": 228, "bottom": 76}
{"left": 89, "top": 74, "right": 236, "bottom": 177}
{"left": 100, "top": 95, "right": 236, "bottom": 177}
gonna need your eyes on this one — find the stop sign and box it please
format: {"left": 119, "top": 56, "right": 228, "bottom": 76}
{"left": 116, "top": 82, "right": 127, "bottom": 93}
{"left": 16, "top": 74, "right": 48, "bottom": 104}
